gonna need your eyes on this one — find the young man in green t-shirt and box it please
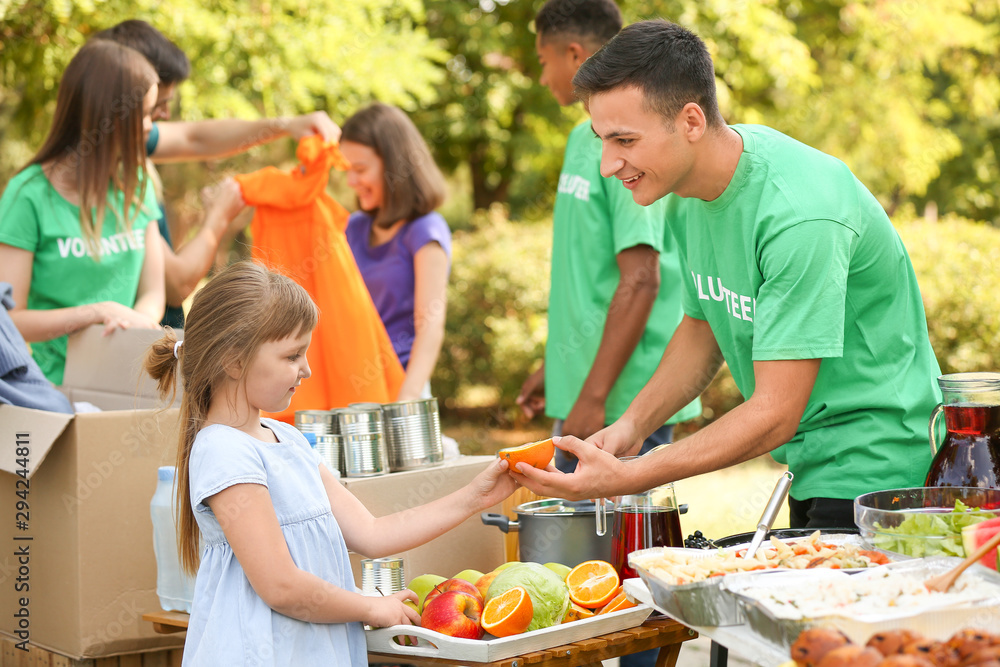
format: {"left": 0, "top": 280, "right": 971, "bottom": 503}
{"left": 511, "top": 20, "right": 941, "bottom": 529}
{"left": 516, "top": 0, "right": 700, "bottom": 475}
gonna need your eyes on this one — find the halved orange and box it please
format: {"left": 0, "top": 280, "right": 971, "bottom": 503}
{"left": 566, "top": 560, "right": 621, "bottom": 609}
{"left": 596, "top": 589, "right": 638, "bottom": 615}
{"left": 497, "top": 438, "right": 555, "bottom": 470}
{"left": 562, "top": 601, "right": 596, "bottom": 624}
{"left": 481, "top": 586, "right": 533, "bottom": 637}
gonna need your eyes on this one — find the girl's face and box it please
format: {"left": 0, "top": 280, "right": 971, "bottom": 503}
{"left": 340, "top": 140, "right": 385, "bottom": 212}
{"left": 242, "top": 329, "right": 312, "bottom": 414}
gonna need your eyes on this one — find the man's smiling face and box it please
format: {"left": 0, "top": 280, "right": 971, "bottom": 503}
{"left": 589, "top": 86, "right": 696, "bottom": 205}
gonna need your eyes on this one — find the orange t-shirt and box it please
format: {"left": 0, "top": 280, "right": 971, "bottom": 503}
{"left": 235, "top": 136, "right": 404, "bottom": 423}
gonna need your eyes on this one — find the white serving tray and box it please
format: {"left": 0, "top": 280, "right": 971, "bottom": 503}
{"left": 366, "top": 601, "right": 653, "bottom": 662}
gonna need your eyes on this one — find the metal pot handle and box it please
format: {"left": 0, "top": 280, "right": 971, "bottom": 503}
{"left": 480, "top": 512, "right": 519, "bottom": 533}
{"left": 929, "top": 403, "right": 944, "bottom": 455}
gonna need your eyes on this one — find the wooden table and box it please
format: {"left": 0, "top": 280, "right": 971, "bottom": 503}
{"left": 142, "top": 611, "right": 696, "bottom": 667}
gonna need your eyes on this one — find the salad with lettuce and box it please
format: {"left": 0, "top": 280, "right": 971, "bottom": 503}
{"left": 872, "top": 500, "right": 993, "bottom": 557}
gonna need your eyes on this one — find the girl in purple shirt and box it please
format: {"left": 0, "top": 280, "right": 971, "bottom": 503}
{"left": 341, "top": 104, "right": 451, "bottom": 401}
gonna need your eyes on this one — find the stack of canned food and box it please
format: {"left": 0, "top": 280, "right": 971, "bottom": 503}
{"left": 294, "top": 398, "right": 445, "bottom": 477}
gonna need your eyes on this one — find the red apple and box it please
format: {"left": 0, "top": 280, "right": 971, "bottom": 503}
{"left": 423, "top": 577, "right": 483, "bottom": 608}
{"left": 420, "top": 590, "right": 485, "bottom": 639}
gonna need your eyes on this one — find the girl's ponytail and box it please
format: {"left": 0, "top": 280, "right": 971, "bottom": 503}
{"left": 144, "top": 328, "right": 180, "bottom": 405}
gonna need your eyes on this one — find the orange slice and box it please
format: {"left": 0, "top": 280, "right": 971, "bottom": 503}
{"left": 497, "top": 438, "right": 555, "bottom": 470}
{"left": 481, "top": 586, "right": 533, "bottom": 637}
{"left": 562, "top": 601, "right": 596, "bottom": 623}
{"left": 566, "top": 560, "right": 621, "bottom": 609}
{"left": 596, "top": 589, "right": 637, "bottom": 615}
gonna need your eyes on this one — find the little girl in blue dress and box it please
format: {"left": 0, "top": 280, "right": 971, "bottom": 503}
{"left": 144, "top": 261, "right": 516, "bottom": 666}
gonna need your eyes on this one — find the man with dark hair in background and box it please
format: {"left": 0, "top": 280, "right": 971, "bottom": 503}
{"left": 517, "top": 0, "right": 700, "bottom": 485}
{"left": 94, "top": 20, "right": 339, "bottom": 329}
{"left": 512, "top": 20, "right": 941, "bottom": 532}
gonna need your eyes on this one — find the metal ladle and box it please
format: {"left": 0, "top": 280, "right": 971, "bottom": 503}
{"left": 742, "top": 471, "right": 794, "bottom": 559}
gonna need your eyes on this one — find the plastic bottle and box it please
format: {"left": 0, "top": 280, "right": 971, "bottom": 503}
{"left": 150, "top": 466, "right": 196, "bottom": 612}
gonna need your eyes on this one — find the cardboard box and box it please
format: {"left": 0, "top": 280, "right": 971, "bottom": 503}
{"left": 0, "top": 326, "right": 183, "bottom": 659}
{"left": 342, "top": 456, "right": 506, "bottom": 585}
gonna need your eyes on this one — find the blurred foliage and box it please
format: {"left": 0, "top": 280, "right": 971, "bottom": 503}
{"left": 0, "top": 0, "right": 445, "bottom": 180}
{"left": 415, "top": 0, "right": 581, "bottom": 219}
{"left": 433, "top": 207, "right": 550, "bottom": 411}
{"left": 2, "top": 1, "right": 999, "bottom": 222}
{"left": 897, "top": 211, "right": 1000, "bottom": 373}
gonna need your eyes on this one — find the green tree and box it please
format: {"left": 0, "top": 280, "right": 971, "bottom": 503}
{"left": 0, "top": 0, "right": 446, "bottom": 178}
{"left": 417, "top": 0, "right": 582, "bottom": 220}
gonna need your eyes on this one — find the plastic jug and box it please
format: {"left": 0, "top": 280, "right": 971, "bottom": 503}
{"left": 151, "top": 466, "right": 196, "bottom": 612}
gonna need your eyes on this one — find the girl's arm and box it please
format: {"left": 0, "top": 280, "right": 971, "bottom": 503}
{"left": 206, "top": 483, "right": 420, "bottom": 627}
{"left": 321, "top": 457, "right": 517, "bottom": 558}
{"left": 0, "top": 243, "right": 158, "bottom": 341}
{"left": 132, "top": 222, "right": 165, "bottom": 324}
{"left": 396, "top": 242, "right": 449, "bottom": 401}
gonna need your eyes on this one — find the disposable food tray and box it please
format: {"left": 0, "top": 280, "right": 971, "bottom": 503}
{"left": 723, "top": 557, "right": 1000, "bottom": 649}
{"left": 631, "top": 547, "right": 747, "bottom": 626}
{"left": 365, "top": 603, "right": 652, "bottom": 662}
{"left": 629, "top": 534, "right": 866, "bottom": 627}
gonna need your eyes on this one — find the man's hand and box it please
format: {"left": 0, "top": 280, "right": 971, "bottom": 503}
{"left": 561, "top": 394, "right": 606, "bottom": 440}
{"left": 516, "top": 364, "right": 546, "bottom": 419}
{"left": 286, "top": 111, "right": 341, "bottom": 143}
{"left": 588, "top": 419, "right": 644, "bottom": 458}
{"left": 508, "top": 435, "right": 623, "bottom": 500}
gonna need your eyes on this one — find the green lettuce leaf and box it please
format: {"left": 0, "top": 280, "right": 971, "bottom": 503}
{"left": 872, "top": 500, "right": 992, "bottom": 558}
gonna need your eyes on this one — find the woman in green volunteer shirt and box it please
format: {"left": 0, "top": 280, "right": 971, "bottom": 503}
{"left": 0, "top": 40, "right": 165, "bottom": 386}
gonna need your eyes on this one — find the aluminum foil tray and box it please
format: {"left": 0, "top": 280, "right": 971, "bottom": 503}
{"left": 723, "top": 557, "right": 1000, "bottom": 649}
{"left": 628, "top": 535, "right": 878, "bottom": 628}
{"left": 630, "top": 547, "right": 747, "bottom": 626}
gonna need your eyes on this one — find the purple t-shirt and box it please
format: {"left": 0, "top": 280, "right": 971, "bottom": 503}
{"left": 346, "top": 211, "right": 452, "bottom": 367}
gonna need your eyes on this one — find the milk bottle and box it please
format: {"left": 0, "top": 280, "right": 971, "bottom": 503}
{"left": 150, "top": 466, "right": 196, "bottom": 612}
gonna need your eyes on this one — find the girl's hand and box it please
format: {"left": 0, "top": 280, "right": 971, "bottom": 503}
{"left": 201, "top": 178, "right": 247, "bottom": 230}
{"left": 365, "top": 590, "right": 421, "bottom": 628}
{"left": 93, "top": 301, "right": 160, "bottom": 335}
{"left": 468, "top": 458, "right": 518, "bottom": 511}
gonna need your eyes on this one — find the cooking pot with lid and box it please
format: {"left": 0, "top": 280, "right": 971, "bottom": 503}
{"left": 482, "top": 499, "right": 690, "bottom": 568}
{"left": 482, "top": 499, "right": 613, "bottom": 568}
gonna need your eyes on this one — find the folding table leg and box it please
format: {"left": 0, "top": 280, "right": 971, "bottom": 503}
{"left": 710, "top": 640, "right": 728, "bottom": 667}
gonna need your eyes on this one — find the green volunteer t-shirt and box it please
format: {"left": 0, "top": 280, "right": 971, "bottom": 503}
{"left": 545, "top": 120, "right": 701, "bottom": 425}
{"left": 0, "top": 164, "right": 159, "bottom": 385}
{"left": 667, "top": 124, "right": 940, "bottom": 500}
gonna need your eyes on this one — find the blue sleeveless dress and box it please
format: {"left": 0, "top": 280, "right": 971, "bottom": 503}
{"left": 182, "top": 419, "right": 366, "bottom": 666}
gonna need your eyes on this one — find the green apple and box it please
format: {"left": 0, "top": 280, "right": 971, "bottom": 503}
{"left": 493, "top": 561, "right": 518, "bottom": 573}
{"left": 452, "top": 568, "right": 484, "bottom": 585}
{"left": 544, "top": 562, "right": 572, "bottom": 581}
{"left": 406, "top": 573, "right": 447, "bottom": 613}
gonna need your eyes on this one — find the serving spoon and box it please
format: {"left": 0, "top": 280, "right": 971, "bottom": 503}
{"left": 924, "top": 529, "right": 1000, "bottom": 592}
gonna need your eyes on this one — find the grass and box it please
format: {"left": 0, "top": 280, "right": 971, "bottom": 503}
{"left": 443, "top": 413, "right": 790, "bottom": 543}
